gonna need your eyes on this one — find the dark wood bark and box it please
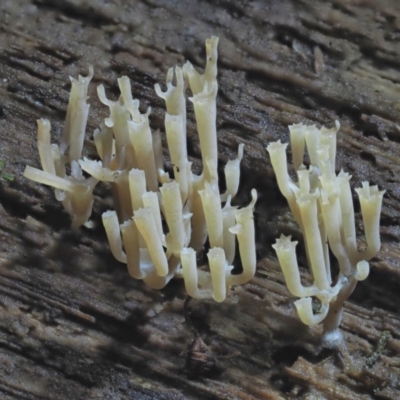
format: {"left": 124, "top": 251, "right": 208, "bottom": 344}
{"left": 0, "top": 0, "right": 400, "bottom": 399}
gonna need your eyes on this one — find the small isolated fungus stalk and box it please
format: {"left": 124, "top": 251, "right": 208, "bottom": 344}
{"left": 267, "top": 122, "right": 385, "bottom": 338}
{"left": 24, "top": 67, "right": 97, "bottom": 230}
{"left": 76, "top": 37, "right": 258, "bottom": 300}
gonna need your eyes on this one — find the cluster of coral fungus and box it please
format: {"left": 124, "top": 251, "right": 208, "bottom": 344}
{"left": 24, "top": 37, "right": 257, "bottom": 303}
{"left": 24, "top": 37, "right": 384, "bottom": 336}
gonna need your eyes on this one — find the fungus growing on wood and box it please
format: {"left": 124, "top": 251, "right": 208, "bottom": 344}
{"left": 25, "top": 37, "right": 257, "bottom": 302}
{"left": 24, "top": 67, "right": 97, "bottom": 230}
{"left": 267, "top": 122, "right": 385, "bottom": 338}
{"left": 92, "top": 37, "right": 257, "bottom": 300}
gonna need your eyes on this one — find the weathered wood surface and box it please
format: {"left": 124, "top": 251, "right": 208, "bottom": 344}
{"left": 0, "top": 0, "right": 400, "bottom": 399}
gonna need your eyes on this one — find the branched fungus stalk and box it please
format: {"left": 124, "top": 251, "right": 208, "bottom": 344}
{"left": 267, "top": 122, "right": 385, "bottom": 338}
{"left": 24, "top": 68, "right": 97, "bottom": 230}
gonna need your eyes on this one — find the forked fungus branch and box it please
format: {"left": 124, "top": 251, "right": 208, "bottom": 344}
{"left": 24, "top": 68, "right": 98, "bottom": 230}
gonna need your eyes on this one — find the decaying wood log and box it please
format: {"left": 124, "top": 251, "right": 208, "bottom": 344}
{"left": 0, "top": 0, "right": 400, "bottom": 399}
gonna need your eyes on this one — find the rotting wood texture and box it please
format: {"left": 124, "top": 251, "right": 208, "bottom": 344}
{"left": 0, "top": 0, "right": 400, "bottom": 399}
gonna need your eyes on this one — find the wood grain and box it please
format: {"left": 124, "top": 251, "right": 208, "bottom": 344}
{"left": 0, "top": 0, "right": 399, "bottom": 398}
